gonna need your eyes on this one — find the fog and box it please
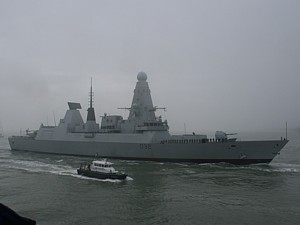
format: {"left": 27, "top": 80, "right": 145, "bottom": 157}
{"left": 0, "top": 0, "right": 299, "bottom": 135}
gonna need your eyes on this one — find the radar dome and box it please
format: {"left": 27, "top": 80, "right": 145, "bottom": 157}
{"left": 137, "top": 72, "right": 147, "bottom": 81}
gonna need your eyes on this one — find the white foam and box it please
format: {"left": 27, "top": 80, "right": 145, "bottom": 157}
{"left": 262, "top": 163, "right": 300, "bottom": 173}
{"left": 185, "top": 169, "right": 196, "bottom": 174}
{"left": 75, "top": 175, "right": 124, "bottom": 183}
{"left": 0, "top": 158, "right": 75, "bottom": 175}
{"left": 126, "top": 176, "right": 134, "bottom": 181}
{"left": 242, "top": 163, "right": 300, "bottom": 173}
{"left": 174, "top": 163, "right": 189, "bottom": 167}
{"left": 194, "top": 161, "right": 300, "bottom": 173}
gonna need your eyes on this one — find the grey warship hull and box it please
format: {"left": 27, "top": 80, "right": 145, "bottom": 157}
{"left": 8, "top": 136, "right": 288, "bottom": 164}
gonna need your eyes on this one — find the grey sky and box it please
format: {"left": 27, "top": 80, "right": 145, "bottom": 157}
{"left": 0, "top": 0, "right": 299, "bottom": 134}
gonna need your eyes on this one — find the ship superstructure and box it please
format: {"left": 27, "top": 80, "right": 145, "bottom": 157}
{"left": 9, "top": 72, "right": 288, "bottom": 164}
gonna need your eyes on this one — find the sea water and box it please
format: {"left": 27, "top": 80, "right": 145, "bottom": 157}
{"left": 0, "top": 131, "right": 299, "bottom": 225}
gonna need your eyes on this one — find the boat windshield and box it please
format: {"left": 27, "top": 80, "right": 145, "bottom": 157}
{"left": 94, "top": 163, "right": 111, "bottom": 168}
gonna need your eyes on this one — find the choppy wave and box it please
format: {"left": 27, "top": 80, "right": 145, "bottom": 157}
{"left": 74, "top": 174, "right": 125, "bottom": 183}
{"left": 256, "top": 163, "right": 300, "bottom": 173}
{"left": 0, "top": 158, "right": 78, "bottom": 179}
{"left": 196, "top": 162, "right": 300, "bottom": 173}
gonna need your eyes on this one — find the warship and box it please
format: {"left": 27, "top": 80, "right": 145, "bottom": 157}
{"left": 9, "top": 72, "right": 288, "bottom": 164}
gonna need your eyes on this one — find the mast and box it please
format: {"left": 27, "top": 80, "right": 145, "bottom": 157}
{"left": 286, "top": 121, "right": 288, "bottom": 140}
{"left": 0, "top": 120, "right": 3, "bottom": 137}
{"left": 85, "top": 77, "right": 100, "bottom": 133}
{"left": 86, "top": 77, "right": 96, "bottom": 121}
{"left": 90, "top": 77, "right": 93, "bottom": 108}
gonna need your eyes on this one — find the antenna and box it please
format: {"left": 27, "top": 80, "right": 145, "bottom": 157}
{"left": 150, "top": 106, "right": 167, "bottom": 112}
{"left": 86, "top": 77, "right": 96, "bottom": 122}
{"left": 286, "top": 121, "right": 288, "bottom": 140}
{"left": 89, "top": 77, "right": 93, "bottom": 108}
{"left": 53, "top": 111, "right": 56, "bottom": 126}
{"left": 118, "top": 107, "right": 131, "bottom": 111}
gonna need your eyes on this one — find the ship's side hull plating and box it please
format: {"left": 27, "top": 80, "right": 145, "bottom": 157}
{"left": 8, "top": 136, "right": 288, "bottom": 164}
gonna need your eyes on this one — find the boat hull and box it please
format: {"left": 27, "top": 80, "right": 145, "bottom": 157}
{"left": 8, "top": 136, "right": 288, "bottom": 165}
{"left": 77, "top": 169, "right": 127, "bottom": 180}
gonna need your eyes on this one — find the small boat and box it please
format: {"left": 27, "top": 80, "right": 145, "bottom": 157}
{"left": 77, "top": 159, "right": 127, "bottom": 180}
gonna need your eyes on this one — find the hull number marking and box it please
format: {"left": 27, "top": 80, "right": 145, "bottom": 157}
{"left": 140, "top": 144, "right": 152, "bottom": 150}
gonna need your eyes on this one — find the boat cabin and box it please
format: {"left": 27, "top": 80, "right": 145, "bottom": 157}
{"left": 91, "top": 160, "right": 116, "bottom": 173}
